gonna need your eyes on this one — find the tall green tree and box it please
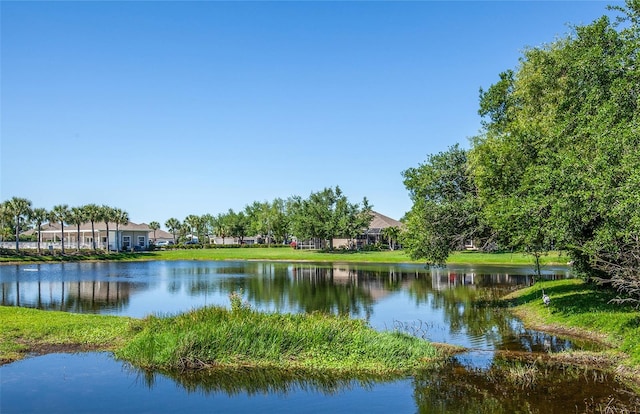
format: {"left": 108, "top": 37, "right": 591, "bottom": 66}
{"left": 113, "top": 208, "right": 129, "bottom": 251}
{"left": 201, "top": 214, "right": 215, "bottom": 245}
{"left": 50, "top": 204, "right": 70, "bottom": 254}
{"left": 69, "top": 206, "right": 87, "bottom": 251}
{"left": 100, "top": 205, "right": 116, "bottom": 252}
{"left": 244, "top": 199, "right": 290, "bottom": 245}
{"left": 381, "top": 226, "right": 401, "bottom": 250}
{"left": 164, "top": 218, "right": 181, "bottom": 245}
{"left": 183, "top": 214, "right": 203, "bottom": 244}
{"left": 288, "top": 186, "right": 372, "bottom": 249}
{"left": 245, "top": 201, "right": 271, "bottom": 244}
{"left": 31, "top": 207, "right": 48, "bottom": 254}
{"left": 470, "top": 1, "right": 640, "bottom": 289}
{"left": 403, "top": 145, "right": 489, "bottom": 265}
{"left": 0, "top": 202, "right": 11, "bottom": 242}
{"left": 214, "top": 212, "right": 231, "bottom": 244}
{"left": 227, "top": 210, "right": 249, "bottom": 244}
{"left": 270, "top": 198, "right": 291, "bottom": 245}
{"left": 5, "top": 197, "right": 32, "bottom": 252}
{"left": 149, "top": 221, "right": 160, "bottom": 242}
{"left": 83, "top": 204, "right": 101, "bottom": 251}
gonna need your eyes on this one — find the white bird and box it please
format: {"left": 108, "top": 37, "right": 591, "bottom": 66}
{"left": 542, "top": 289, "right": 551, "bottom": 306}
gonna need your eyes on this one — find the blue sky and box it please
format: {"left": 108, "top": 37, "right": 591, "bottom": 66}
{"left": 1, "top": 1, "right": 621, "bottom": 228}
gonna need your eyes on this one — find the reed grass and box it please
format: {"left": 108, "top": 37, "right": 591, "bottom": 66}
{"left": 116, "top": 302, "right": 440, "bottom": 374}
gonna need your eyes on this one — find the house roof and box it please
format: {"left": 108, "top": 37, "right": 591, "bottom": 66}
{"left": 366, "top": 211, "right": 403, "bottom": 235}
{"left": 369, "top": 211, "right": 403, "bottom": 229}
{"left": 22, "top": 223, "right": 59, "bottom": 236}
{"left": 150, "top": 229, "right": 174, "bottom": 240}
{"left": 28, "top": 221, "right": 153, "bottom": 233}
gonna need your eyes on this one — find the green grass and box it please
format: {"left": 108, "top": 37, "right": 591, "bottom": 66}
{"left": 504, "top": 279, "right": 640, "bottom": 365}
{"left": 0, "top": 306, "right": 138, "bottom": 364}
{"left": 1, "top": 304, "right": 442, "bottom": 375}
{"left": 116, "top": 304, "right": 440, "bottom": 375}
{"left": 0, "top": 247, "right": 571, "bottom": 266}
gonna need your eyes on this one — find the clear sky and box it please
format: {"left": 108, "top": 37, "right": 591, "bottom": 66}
{"left": 1, "top": 1, "right": 622, "bottom": 228}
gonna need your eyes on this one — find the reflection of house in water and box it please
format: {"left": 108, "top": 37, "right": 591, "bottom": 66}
{"left": 1, "top": 280, "right": 138, "bottom": 313}
{"left": 429, "top": 267, "right": 570, "bottom": 291}
{"left": 288, "top": 264, "right": 410, "bottom": 302}
{"left": 430, "top": 268, "right": 478, "bottom": 290}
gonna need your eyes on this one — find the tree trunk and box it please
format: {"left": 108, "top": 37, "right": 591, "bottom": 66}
{"left": 60, "top": 222, "right": 65, "bottom": 254}
{"left": 15, "top": 217, "right": 20, "bottom": 252}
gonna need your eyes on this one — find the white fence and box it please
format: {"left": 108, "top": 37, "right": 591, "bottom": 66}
{"left": 1, "top": 241, "right": 100, "bottom": 250}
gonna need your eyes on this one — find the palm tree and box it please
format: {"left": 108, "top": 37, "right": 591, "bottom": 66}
{"left": 183, "top": 214, "right": 198, "bottom": 243}
{"left": 0, "top": 201, "right": 11, "bottom": 242}
{"left": 50, "top": 204, "right": 70, "bottom": 254}
{"left": 99, "top": 205, "right": 115, "bottom": 253}
{"left": 149, "top": 221, "right": 160, "bottom": 242}
{"left": 381, "top": 226, "right": 401, "bottom": 251}
{"left": 215, "top": 212, "right": 232, "bottom": 245}
{"left": 113, "top": 208, "right": 129, "bottom": 251}
{"left": 202, "top": 214, "right": 215, "bottom": 245}
{"left": 31, "top": 207, "right": 49, "bottom": 254}
{"left": 69, "top": 207, "right": 87, "bottom": 252}
{"left": 165, "top": 218, "right": 181, "bottom": 245}
{"left": 6, "top": 197, "right": 32, "bottom": 252}
{"left": 83, "top": 204, "right": 101, "bottom": 251}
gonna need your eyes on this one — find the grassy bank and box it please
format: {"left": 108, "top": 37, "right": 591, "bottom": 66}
{"left": 1, "top": 303, "right": 444, "bottom": 375}
{"left": 116, "top": 303, "right": 441, "bottom": 375}
{"left": 504, "top": 279, "right": 640, "bottom": 377}
{"left": 0, "top": 306, "right": 137, "bottom": 364}
{"left": 0, "top": 247, "right": 571, "bottom": 266}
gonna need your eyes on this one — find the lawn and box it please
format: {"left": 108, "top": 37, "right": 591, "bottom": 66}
{"left": 504, "top": 279, "right": 640, "bottom": 372}
{"left": 0, "top": 246, "right": 571, "bottom": 266}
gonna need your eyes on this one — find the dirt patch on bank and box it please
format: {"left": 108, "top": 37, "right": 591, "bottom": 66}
{"left": 509, "top": 307, "right": 614, "bottom": 347}
{"left": 1, "top": 341, "right": 112, "bottom": 366}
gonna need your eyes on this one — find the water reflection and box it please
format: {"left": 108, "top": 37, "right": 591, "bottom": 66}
{"left": 413, "top": 358, "right": 640, "bottom": 413}
{"left": 4, "top": 352, "right": 636, "bottom": 414}
{"left": 2, "top": 261, "right": 638, "bottom": 412}
{"left": 141, "top": 365, "right": 397, "bottom": 397}
{"left": 0, "top": 265, "right": 139, "bottom": 314}
{"left": 0, "top": 261, "right": 580, "bottom": 358}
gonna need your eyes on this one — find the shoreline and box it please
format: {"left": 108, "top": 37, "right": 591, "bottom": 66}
{"left": 0, "top": 248, "right": 572, "bottom": 267}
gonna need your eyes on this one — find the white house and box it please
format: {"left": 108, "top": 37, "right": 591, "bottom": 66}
{"left": 24, "top": 221, "right": 153, "bottom": 251}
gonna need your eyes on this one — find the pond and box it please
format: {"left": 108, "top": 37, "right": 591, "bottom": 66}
{"left": 1, "top": 261, "right": 638, "bottom": 413}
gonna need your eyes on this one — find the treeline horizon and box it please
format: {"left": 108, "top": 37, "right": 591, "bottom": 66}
{"left": 1, "top": 185, "right": 386, "bottom": 251}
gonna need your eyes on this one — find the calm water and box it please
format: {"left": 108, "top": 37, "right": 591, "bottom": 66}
{"left": 1, "top": 261, "right": 638, "bottom": 413}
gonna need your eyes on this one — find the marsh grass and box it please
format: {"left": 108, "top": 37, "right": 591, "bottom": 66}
{"left": 505, "top": 362, "right": 540, "bottom": 388}
{"left": 116, "top": 303, "right": 440, "bottom": 374}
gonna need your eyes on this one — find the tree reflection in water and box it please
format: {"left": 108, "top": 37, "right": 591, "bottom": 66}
{"left": 412, "top": 358, "right": 640, "bottom": 413}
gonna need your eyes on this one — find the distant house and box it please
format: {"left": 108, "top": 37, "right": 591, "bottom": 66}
{"left": 209, "top": 236, "right": 260, "bottom": 245}
{"left": 149, "top": 228, "right": 175, "bottom": 243}
{"left": 323, "top": 211, "right": 404, "bottom": 250}
{"left": 363, "top": 211, "right": 404, "bottom": 245}
{"left": 23, "top": 221, "right": 153, "bottom": 251}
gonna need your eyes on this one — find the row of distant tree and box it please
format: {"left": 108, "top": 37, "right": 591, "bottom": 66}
{"left": 1, "top": 186, "right": 380, "bottom": 252}
{"left": 401, "top": 2, "right": 640, "bottom": 303}
{"left": 0, "top": 199, "right": 130, "bottom": 254}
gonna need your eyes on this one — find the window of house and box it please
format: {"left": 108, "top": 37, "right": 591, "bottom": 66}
{"left": 123, "top": 236, "right": 131, "bottom": 249}
{"left": 138, "top": 236, "right": 145, "bottom": 247}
